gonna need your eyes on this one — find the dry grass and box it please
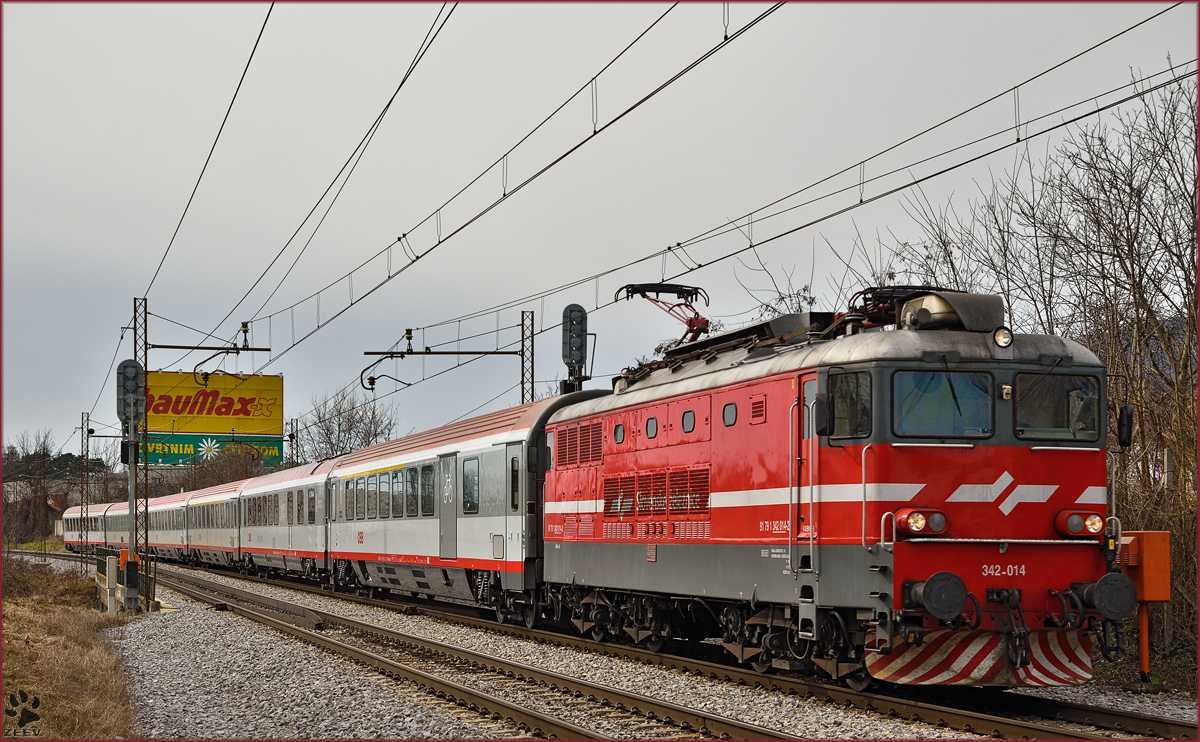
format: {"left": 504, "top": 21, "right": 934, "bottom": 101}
{"left": 2, "top": 553, "right": 139, "bottom": 739}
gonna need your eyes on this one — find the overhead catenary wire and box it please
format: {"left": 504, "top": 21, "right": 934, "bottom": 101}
{"left": 672, "top": 1, "right": 1185, "bottom": 253}
{"left": 167, "top": 3, "right": 457, "bottom": 371}
{"left": 284, "top": 64, "right": 1196, "bottom": 438}
{"left": 395, "top": 56, "right": 1196, "bottom": 336}
{"left": 244, "top": 3, "right": 459, "bottom": 323}
{"left": 251, "top": 3, "right": 784, "bottom": 372}
{"left": 208, "top": 2, "right": 1187, "bottom": 437}
{"left": 143, "top": 3, "right": 275, "bottom": 299}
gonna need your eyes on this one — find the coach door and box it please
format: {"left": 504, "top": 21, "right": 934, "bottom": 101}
{"left": 438, "top": 453, "right": 458, "bottom": 560}
{"left": 502, "top": 443, "right": 523, "bottom": 590}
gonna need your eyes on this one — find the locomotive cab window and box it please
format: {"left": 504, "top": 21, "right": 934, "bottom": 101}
{"left": 646, "top": 417, "right": 658, "bottom": 439}
{"left": 893, "top": 370, "right": 993, "bottom": 438}
{"left": 462, "top": 458, "right": 479, "bottom": 514}
{"left": 1015, "top": 374, "right": 1099, "bottom": 441}
{"left": 829, "top": 371, "right": 872, "bottom": 437}
{"left": 682, "top": 410, "right": 695, "bottom": 433}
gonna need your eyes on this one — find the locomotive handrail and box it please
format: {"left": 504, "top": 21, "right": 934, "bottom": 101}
{"left": 860, "top": 444, "right": 874, "bottom": 552}
{"left": 1030, "top": 446, "right": 1101, "bottom": 451}
{"left": 890, "top": 442, "right": 974, "bottom": 448}
{"left": 906, "top": 537, "right": 1096, "bottom": 544}
{"left": 788, "top": 400, "right": 798, "bottom": 578}
{"left": 806, "top": 399, "right": 817, "bottom": 574}
{"left": 879, "top": 511, "right": 896, "bottom": 553}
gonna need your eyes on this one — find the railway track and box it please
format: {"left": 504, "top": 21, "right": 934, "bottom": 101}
{"left": 29, "top": 550, "right": 1195, "bottom": 739}
{"left": 155, "top": 568, "right": 793, "bottom": 740}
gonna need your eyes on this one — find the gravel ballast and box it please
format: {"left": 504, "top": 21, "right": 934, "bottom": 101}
{"left": 108, "top": 587, "right": 497, "bottom": 739}
{"left": 146, "top": 568, "right": 983, "bottom": 739}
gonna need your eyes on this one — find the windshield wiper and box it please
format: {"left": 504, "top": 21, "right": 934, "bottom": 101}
{"left": 1017, "top": 356, "right": 1063, "bottom": 404}
{"left": 940, "top": 353, "right": 962, "bottom": 417}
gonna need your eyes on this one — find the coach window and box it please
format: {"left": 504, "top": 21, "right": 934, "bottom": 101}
{"left": 682, "top": 410, "right": 695, "bottom": 434}
{"left": 344, "top": 481, "right": 354, "bottom": 521}
{"left": 356, "top": 477, "right": 367, "bottom": 520}
{"left": 420, "top": 465, "right": 435, "bottom": 516}
{"left": 367, "top": 475, "right": 378, "bottom": 519}
{"left": 613, "top": 424, "right": 624, "bottom": 444}
{"left": 407, "top": 468, "right": 420, "bottom": 516}
{"left": 379, "top": 474, "right": 391, "bottom": 518}
{"left": 462, "top": 458, "right": 479, "bottom": 514}
{"left": 308, "top": 488, "right": 316, "bottom": 524}
{"left": 392, "top": 472, "right": 404, "bottom": 517}
{"left": 722, "top": 402, "right": 737, "bottom": 426}
{"left": 296, "top": 490, "right": 304, "bottom": 524}
{"left": 287, "top": 492, "right": 294, "bottom": 525}
{"left": 893, "top": 370, "right": 992, "bottom": 438}
{"left": 829, "top": 371, "right": 872, "bottom": 438}
{"left": 510, "top": 457, "right": 520, "bottom": 512}
{"left": 271, "top": 493, "right": 279, "bottom": 525}
{"left": 646, "top": 417, "right": 658, "bottom": 439}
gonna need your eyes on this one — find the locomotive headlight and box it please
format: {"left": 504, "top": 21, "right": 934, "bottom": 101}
{"left": 1056, "top": 510, "right": 1106, "bottom": 538}
{"left": 993, "top": 326, "right": 1013, "bottom": 348}
{"left": 906, "top": 512, "right": 927, "bottom": 532}
{"left": 927, "top": 512, "right": 946, "bottom": 532}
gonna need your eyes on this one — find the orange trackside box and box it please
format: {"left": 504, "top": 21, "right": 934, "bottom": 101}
{"left": 1119, "top": 531, "right": 1171, "bottom": 602}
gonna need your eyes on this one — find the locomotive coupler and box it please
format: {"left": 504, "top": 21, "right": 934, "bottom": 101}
{"left": 987, "top": 588, "right": 1030, "bottom": 667}
{"left": 1095, "top": 617, "right": 1125, "bottom": 661}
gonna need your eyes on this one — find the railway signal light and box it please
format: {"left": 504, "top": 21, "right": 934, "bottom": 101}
{"left": 116, "top": 359, "right": 145, "bottom": 424}
{"left": 562, "top": 304, "right": 587, "bottom": 370}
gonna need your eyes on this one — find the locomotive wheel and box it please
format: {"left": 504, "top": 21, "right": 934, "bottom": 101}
{"left": 522, "top": 602, "right": 539, "bottom": 630}
{"left": 589, "top": 624, "right": 609, "bottom": 642}
{"left": 749, "top": 653, "right": 774, "bottom": 674}
{"left": 495, "top": 606, "right": 508, "bottom": 625}
{"left": 844, "top": 668, "right": 873, "bottom": 692}
{"left": 641, "top": 634, "right": 668, "bottom": 653}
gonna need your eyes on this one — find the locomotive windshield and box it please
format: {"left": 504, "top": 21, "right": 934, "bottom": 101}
{"left": 1014, "top": 374, "right": 1099, "bottom": 440}
{"left": 893, "top": 370, "right": 992, "bottom": 437}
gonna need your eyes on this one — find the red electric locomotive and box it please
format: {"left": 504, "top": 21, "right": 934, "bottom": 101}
{"left": 540, "top": 285, "right": 1136, "bottom": 688}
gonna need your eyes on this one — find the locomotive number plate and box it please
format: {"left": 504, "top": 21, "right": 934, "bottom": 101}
{"left": 981, "top": 563, "right": 1026, "bottom": 576}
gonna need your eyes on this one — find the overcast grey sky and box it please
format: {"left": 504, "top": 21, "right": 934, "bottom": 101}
{"left": 4, "top": 3, "right": 1195, "bottom": 457}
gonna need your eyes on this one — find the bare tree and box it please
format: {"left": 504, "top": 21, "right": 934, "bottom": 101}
{"left": 293, "top": 389, "right": 400, "bottom": 463}
{"left": 891, "top": 76, "right": 1197, "bottom": 674}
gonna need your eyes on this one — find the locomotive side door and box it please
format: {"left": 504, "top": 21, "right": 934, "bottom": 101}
{"left": 438, "top": 453, "right": 458, "bottom": 560}
{"left": 797, "top": 375, "right": 819, "bottom": 572}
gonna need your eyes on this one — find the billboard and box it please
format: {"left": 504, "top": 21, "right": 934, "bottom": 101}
{"left": 139, "top": 432, "right": 283, "bottom": 466}
{"left": 144, "top": 372, "right": 283, "bottom": 465}
{"left": 145, "top": 371, "right": 283, "bottom": 436}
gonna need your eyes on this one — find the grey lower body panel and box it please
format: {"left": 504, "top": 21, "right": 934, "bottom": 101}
{"left": 545, "top": 541, "right": 893, "bottom": 608}
{"left": 358, "top": 560, "right": 476, "bottom": 602}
